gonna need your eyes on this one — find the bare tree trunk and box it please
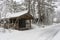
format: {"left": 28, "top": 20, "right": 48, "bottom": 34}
{"left": 37, "top": 0, "right": 41, "bottom": 24}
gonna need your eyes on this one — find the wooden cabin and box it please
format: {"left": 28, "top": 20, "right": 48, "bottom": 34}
{"left": 0, "top": 10, "right": 33, "bottom": 30}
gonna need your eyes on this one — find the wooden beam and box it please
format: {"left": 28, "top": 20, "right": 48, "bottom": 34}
{"left": 29, "top": 20, "right": 31, "bottom": 29}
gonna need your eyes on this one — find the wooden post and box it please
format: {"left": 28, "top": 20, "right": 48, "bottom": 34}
{"left": 8, "top": 18, "right": 10, "bottom": 29}
{"left": 29, "top": 20, "right": 31, "bottom": 29}
{"left": 15, "top": 18, "right": 18, "bottom": 29}
{"left": 11, "top": 19, "right": 14, "bottom": 28}
{"left": 18, "top": 19, "right": 19, "bottom": 30}
{"left": 17, "top": 17, "right": 20, "bottom": 30}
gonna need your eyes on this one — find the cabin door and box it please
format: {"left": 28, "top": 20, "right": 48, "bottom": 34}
{"left": 19, "top": 19, "right": 26, "bottom": 28}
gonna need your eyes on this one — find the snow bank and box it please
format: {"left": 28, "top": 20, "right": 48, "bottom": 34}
{"left": 0, "top": 27, "right": 42, "bottom": 40}
{"left": 52, "top": 31, "right": 60, "bottom": 40}
{"left": 32, "top": 23, "right": 60, "bottom": 30}
{"left": 0, "top": 23, "right": 60, "bottom": 40}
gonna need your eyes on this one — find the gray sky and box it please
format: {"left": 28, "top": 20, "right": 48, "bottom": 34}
{"left": 13, "top": 0, "right": 24, "bottom": 4}
{"left": 54, "top": 1, "right": 60, "bottom": 13}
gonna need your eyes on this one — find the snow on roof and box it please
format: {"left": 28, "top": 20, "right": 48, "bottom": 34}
{"left": 1, "top": 10, "right": 28, "bottom": 19}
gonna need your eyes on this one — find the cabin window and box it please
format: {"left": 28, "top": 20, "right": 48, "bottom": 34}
{"left": 10, "top": 19, "right": 16, "bottom": 23}
{"left": 26, "top": 20, "right": 29, "bottom": 24}
{"left": 26, "top": 20, "right": 30, "bottom": 27}
{"left": 13, "top": 19, "right": 16, "bottom": 23}
{"left": 1, "top": 20, "right": 4, "bottom": 24}
{"left": 10, "top": 20, "right": 12, "bottom": 23}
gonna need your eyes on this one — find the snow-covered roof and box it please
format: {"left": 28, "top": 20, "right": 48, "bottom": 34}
{"left": 1, "top": 10, "right": 28, "bottom": 19}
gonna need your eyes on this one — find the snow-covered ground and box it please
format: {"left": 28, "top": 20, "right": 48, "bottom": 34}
{"left": 0, "top": 23, "right": 60, "bottom": 40}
